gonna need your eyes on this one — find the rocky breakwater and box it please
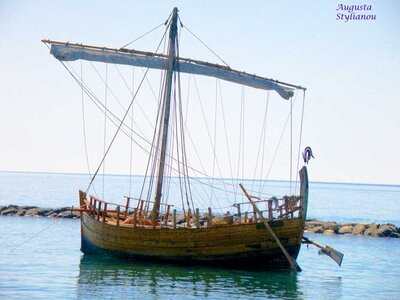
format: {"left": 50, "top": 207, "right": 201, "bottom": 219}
{"left": 0, "top": 205, "right": 80, "bottom": 219}
{"left": 305, "top": 220, "right": 400, "bottom": 238}
{"left": 2, "top": 204, "right": 399, "bottom": 238}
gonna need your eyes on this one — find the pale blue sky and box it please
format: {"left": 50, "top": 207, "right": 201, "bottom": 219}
{"left": 0, "top": 0, "right": 399, "bottom": 184}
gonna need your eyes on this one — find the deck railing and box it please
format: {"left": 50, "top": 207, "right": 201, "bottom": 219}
{"left": 79, "top": 192, "right": 302, "bottom": 229}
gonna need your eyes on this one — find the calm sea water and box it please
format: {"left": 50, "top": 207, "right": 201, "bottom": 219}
{"left": 0, "top": 171, "right": 399, "bottom": 299}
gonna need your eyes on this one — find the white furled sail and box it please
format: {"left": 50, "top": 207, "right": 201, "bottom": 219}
{"left": 47, "top": 42, "right": 297, "bottom": 100}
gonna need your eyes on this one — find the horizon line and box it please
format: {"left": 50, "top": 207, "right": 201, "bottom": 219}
{"left": 0, "top": 169, "right": 399, "bottom": 188}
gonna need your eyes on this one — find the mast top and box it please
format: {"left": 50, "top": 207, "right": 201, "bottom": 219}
{"left": 169, "top": 8, "right": 179, "bottom": 40}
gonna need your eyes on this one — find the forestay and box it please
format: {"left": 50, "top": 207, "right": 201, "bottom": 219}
{"left": 47, "top": 41, "right": 296, "bottom": 100}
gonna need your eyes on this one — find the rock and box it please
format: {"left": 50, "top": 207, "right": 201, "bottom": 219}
{"left": 323, "top": 229, "right": 335, "bottom": 235}
{"left": 37, "top": 209, "right": 52, "bottom": 216}
{"left": 21, "top": 206, "right": 38, "bottom": 210}
{"left": 0, "top": 206, "right": 4, "bottom": 213}
{"left": 306, "top": 226, "right": 324, "bottom": 233}
{"left": 1, "top": 207, "right": 18, "bottom": 216}
{"left": 322, "top": 222, "right": 340, "bottom": 233}
{"left": 352, "top": 224, "right": 367, "bottom": 235}
{"left": 57, "top": 211, "right": 79, "bottom": 219}
{"left": 25, "top": 208, "right": 40, "bottom": 217}
{"left": 50, "top": 207, "right": 70, "bottom": 214}
{"left": 364, "top": 224, "right": 379, "bottom": 237}
{"left": 376, "top": 225, "right": 397, "bottom": 237}
{"left": 305, "top": 220, "right": 324, "bottom": 228}
{"left": 16, "top": 208, "right": 27, "bottom": 217}
{"left": 389, "top": 232, "right": 400, "bottom": 238}
{"left": 338, "top": 225, "right": 353, "bottom": 234}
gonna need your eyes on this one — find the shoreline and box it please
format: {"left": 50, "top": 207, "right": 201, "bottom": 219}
{"left": 1, "top": 204, "right": 399, "bottom": 238}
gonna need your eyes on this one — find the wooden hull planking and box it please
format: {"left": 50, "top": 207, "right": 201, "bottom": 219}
{"left": 80, "top": 212, "right": 305, "bottom": 269}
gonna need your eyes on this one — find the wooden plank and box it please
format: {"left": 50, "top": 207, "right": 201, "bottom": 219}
{"left": 116, "top": 206, "right": 120, "bottom": 227}
{"left": 82, "top": 211, "right": 302, "bottom": 246}
{"left": 81, "top": 215, "right": 302, "bottom": 258}
{"left": 187, "top": 208, "right": 191, "bottom": 228}
{"left": 207, "top": 207, "right": 212, "bottom": 227}
{"left": 124, "top": 197, "right": 130, "bottom": 218}
{"left": 173, "top": 209, "right": 177, "bottom": 229}
{"left": 133, "top": 208, "right": 138, "bottom": 228}
{"left": 102, "top": 203, "right": 107, "bottom": 223}
{"left": 195, "top": 208, "right": 200, "bottom": 228}
{"left": 97, "top": 201, "right": 102, "bottom": 221}
{"left": 237, "top": 205, "right": 241, "bottom": 223}
{"left": 164, "top": 205, "right": 171, "bottom": 226}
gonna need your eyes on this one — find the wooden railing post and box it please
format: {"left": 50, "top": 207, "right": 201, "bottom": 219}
{"left": 116, "top": 205, "right": 120, "bottom": 227}
{"left": 173, "top": 209, "right": 177, "bottom": 229}
{"left": 102, "top": 203, "right": 107, "bottom": 222}
{"left": 139, "top": 200, "right": 144, "bottom": 220}
{"left": 97, "top": 201, "right": 102, "bottom": 220}
{"left": 186, "top": 208, "right": 191, "bottom": 228}
{"left": 89, "top": 197, "right": 94, "bottom": 216}
{"left": 164, "top": 205, "right": 171, "bottom": 225}
{"left": 195, "top": 208, "right": 200, "bottom": 228}
{"left": 124, "top": 197, "right": 130, "bottom": 218}
{"left": 244, "top": 211, "right": 248, "bottom": 224}
{"left": 268, "top": 200, "right": 273, "bottom": 220}
{"left": 207, "top": 207, "right": 212, "bottom": 227}
{"left": 93, "top": 199, "right": 97, "bottom": 218}
{"left": 284, "top": 197, "right": 289, "bottom": 219}
{"left": 133, "top": 208, "right": 138, "bottom": 228}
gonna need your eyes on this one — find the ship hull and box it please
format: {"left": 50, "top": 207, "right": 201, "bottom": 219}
{"left": 80, "top": 212, "right": 305, "bottom": 270}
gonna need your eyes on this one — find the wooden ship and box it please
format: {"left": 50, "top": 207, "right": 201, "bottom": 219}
{"left": 42, "top": 8, "right": 315, "bottom": 271}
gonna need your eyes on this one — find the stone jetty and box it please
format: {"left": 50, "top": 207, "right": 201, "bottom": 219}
{"left": 0, "top": 205, "right": 80, "bottom": 219}
{"left": 1, "top": 204, "right": 399, "bottom": 238}
{"left": 305, "top": 220, "right": 400, "bottom": 238}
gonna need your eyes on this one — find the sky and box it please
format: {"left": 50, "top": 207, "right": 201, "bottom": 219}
{"left": 0, "top": 0, "right": 399, "bottom": 185}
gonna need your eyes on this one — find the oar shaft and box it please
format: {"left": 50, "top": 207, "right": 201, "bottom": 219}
{"left": 303, "top": 236, "right": 325, "bottom": 250}
{"left": 240, "top": 184, "right": 301, "bottom": 272}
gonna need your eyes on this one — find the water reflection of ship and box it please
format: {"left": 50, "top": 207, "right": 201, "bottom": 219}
{"left": 77, "top": 255, "right": 299, "bottom": 298}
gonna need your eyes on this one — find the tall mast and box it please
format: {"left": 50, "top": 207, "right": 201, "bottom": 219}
{"left": 152, "top": 7, "right": 178, "bottom": 225}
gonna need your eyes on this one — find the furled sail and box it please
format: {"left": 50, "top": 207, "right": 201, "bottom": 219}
{"left": 46, "top": 41, "right": 299, "bottom": 100}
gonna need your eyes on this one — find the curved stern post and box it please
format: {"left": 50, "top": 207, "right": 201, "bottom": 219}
{"left": 78, "top": 190, "right": 89, "bottom": 253}
{"left": 299, "top": 166, "right": 309, "bottom": 221}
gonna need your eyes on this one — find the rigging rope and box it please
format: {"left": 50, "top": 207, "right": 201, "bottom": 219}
{"left": 176, "top": 31, "right": 195, "bottom": 213}
{"left": 119, "top": 21, "right": 168, "bottom": 49}
{"left": 236, "top": 86, "right": 245, "bottom": 202}
{"left": 295, "top": 90, "right": 307, "bottom": 190}
{"left": 192, "top": 75, "right": 227, "bottom": 210}
{"left": 210, "top": 79, "right": 218, "bottom": 206}
{"left": 179, "top": 19, "right": 230, "bottom": 68}
{"left": 260, "top": 90, "right": 300, "bottom": 195}
{"left": 47, "top": 45, "right": 279, "bottom": 204}
{"left": 79, "top": 59, "right": 277, "bottom": 199}
{"left": 129, "top": 67, "right": 135, "bottom": 197}
{"left": 218, "top": 80, "right": 236, "bottom": 199}
{"left": 251, "top": 91, "right": 270, "bottom": 192}
{"left": 80, "top": 61, "right": 98, "bottom": 197}
{"left": 84, "top": 66, "right": 151, "bottom": 193}
{"left": 102, "top": 64, "right": 108, "bottom": 200}
{"left": 290, "top": 95, "right": 293, "bottom": 195}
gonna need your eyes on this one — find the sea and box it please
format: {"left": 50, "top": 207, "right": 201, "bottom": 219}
{"left": 0, "top": 171, "right": 399, "bottom": 299}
